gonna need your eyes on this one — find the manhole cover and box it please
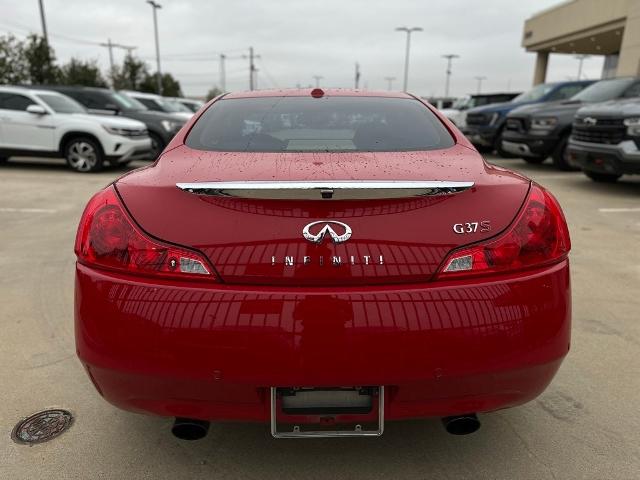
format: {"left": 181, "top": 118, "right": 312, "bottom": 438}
{"left": 11, "top": 409, "right": 73, "bottom": 445}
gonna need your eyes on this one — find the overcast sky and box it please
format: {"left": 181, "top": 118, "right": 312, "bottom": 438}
{"left": 0, "top": 0, "right": 606, "bottom": 98}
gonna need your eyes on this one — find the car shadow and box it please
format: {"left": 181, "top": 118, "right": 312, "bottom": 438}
{"left": 0, "top": 158, "right": 148, "bottom": 173}
{"left": 108, "top": 409, "right": 554, "bottom": 479}
{"left": 563, "top": 175, "right": 640, "bottom": 196}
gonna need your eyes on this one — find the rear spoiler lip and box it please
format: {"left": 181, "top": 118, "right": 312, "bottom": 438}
{"left": 175, "top": 180, "right": 474, "bottom": 200}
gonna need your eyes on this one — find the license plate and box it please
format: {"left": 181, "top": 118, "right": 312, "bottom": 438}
{"left": 270, "top": 386, "right": 384, "bottom": 438}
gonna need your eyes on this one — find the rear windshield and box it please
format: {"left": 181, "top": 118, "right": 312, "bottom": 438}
{"left": 186, "top": 96, "right": 455, "bottom": 152}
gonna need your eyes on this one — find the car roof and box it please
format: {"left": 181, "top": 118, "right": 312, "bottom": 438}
{"left": 25, "top": 85, "right": 114, "bottom": 94}
{"left": 0, "top": 86, "right": 69, "bottom": 96}
{"left": 223, "top": 88, "right": 413, "bottom": 99}
{"left": 121, "top": 90, "right": 161, "bottom": 99}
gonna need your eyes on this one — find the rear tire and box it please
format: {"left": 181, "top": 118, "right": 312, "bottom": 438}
{"left": 584, "top": 171, "right": 622, "bottom": 183}
{"left": 475, "top": 145, "right": 493, "bottom": 154}
{"left": 523, "top": 156, "right": 547, "bottom": 164}
{"left": 552, "top": 135, "right": 579, "bottom": 171}
{"left": 149, "top": 132, "right": 165, "bottom": 160}
{"left": 64, "top": 137, "right": 104, "bottom": 173}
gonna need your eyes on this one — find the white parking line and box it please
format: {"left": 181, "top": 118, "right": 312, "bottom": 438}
{"left": 598, "top": 208, "right": 640, "bottom": 213}
{"left": 0, "top": 207, "right": 58, "bottom": 213}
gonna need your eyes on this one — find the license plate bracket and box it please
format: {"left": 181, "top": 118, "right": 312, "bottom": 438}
{"left": 270, "top": 386, "right": 384, "bottom": 438}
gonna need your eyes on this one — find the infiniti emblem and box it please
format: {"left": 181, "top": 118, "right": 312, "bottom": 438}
{"left": 583, "top": 116, "right": 597, "bottom": 126}
{"left": 302, "top": 221, "right": 352, "bottom": 244}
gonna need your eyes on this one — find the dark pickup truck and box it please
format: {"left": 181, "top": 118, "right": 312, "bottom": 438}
{"left": 501, "top": 77, "right": 640, "bottom": 170}
{"left": 463, "top": 80, "right": 593, "bottom": 155}
{"left": 568, "top": 98, "right": 640, "bottom": 182}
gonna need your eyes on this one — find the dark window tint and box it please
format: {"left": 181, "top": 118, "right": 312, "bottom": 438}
{"left": 622, "top": 82, "right": 640, "bottom": 98}
{"left": 186, "top": 96, "right": 455, "bottom": 152}
{"left": 137, "top": 98, "right": 161, "bottom": 111}
{"left": 60, "top": 91, "right": 103, "bottom": 109}
{"left": 81, "top": 92, "right": 111, "bottom": 109}
{"left": 0, "top": 92, "right": 36, "bottom": 111}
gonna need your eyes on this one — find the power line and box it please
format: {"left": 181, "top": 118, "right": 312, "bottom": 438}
{"left": 0, "top": 20, "right": 104, "bottom": 46}
{"left": 256, "top": 59, "right": 279, "bottom": 89}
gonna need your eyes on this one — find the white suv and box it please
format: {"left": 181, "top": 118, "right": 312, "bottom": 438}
{"left": 0, "top": 86, "right": 152, "bottom": 172}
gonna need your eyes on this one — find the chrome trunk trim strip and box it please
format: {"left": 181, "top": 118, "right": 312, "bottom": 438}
{"left": 176, "top": 181, "right": 474, "bottom": 200}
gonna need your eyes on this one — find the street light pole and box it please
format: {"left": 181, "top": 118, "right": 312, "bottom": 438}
{"left": 312, "top": 75, "right": 323, "bottom": 87}
{"left": 442, "top": 54, "right": 459, "bottom": 98}
{"left": 384, "top": 76, "right": 396, "bottom": 91}
{"left": 146, "top": 0, "right": 162, "bottom": 95}
{"left": 38, "top": 0, "right": 49, "bottom": 46}
{"left": 474, "top": 75, "right": 487, "bottom": 94}
{"left": 396, "top": 26, "right": 422, "bottom": 92}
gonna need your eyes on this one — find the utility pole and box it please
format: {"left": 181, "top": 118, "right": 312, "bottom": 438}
{"left": 575, "top": 54, "right": 590, "bottom": 79}
{"left": 38, "top": 0, "right": 49, "bottom": 46}
{"left": 219, "top": 54, "right": 226, "bottom": 92}
{"left": 474, "top": 76, "right": 487, "bottom": 94}
{"left": 395, "top": 26, "right": 422, "bottom": 92}
{"left": 249, "top": 47, "right": 255, "bottom": 90}
{"left": 243, "top": 47, "right": 261, "bottom": 90}
{"left": 312, "top": 75, "right": 323, "bottom": 87}
{"left": 442, "top": 54, "right": 459, "bottom": 98}
{"left": 99, "top": 39, "right": 137, "bottom": 85}
{"left": 355, "top": 63, "right": 361, "bottom": 89}
{"left": 146, "top": 1, "right": 162, "bottom": 95}
{"left": 104, "top": 39, "right": 115, "bottom": 74}
{"left": 384, "top": 76, "right": 396, "bottom": 91}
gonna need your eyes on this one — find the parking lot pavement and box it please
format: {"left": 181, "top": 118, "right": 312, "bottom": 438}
{"left": 1, "top": 156, "right": 639, "bottom": 480}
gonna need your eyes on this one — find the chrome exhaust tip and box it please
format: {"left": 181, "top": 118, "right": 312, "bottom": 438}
{"left": 171, "top": 417, "right": 210, "bottom": 440}
{"left": 441, "top": 414, "right": 481, "bottom": 435}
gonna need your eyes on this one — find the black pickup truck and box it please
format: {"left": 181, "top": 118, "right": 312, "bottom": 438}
{"left": 501, "top": 77, "right": 640, "bottom": 170}
{"left": 567, "top": 98, "right": 640, "bottom": 182}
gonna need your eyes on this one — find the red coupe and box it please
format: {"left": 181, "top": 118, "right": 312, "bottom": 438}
{"left": 74, "top": 89, "right": 571, "bottom": 439}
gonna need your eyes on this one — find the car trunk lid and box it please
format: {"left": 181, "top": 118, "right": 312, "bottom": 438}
{"left": 116, "top": 145, "right": 530, "bottom": 286}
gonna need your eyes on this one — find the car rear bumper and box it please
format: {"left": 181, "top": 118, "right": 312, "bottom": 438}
{"left": 75, "top": 260, "right": 571, "bottom": 422}
{"left": 461, "top": 125, "right": 499, "bottom": 147}
{"left": 501, "top": 131, "right": 559, "bottom": 158}
{"left": 568, "top": 139, "right": 640, "bottom": 175}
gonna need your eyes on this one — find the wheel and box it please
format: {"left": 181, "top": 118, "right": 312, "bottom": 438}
{"left": 475, "top": 145, "right": 493, "bottom": 154}
{"left": 149, "top": 132, "right": 165, "bottom": 160}
{"left": 522, "top": 156, "right": 547, "bottom": 164}
{"left": 108, "top": 159, "right": 132, "bottom": 169}
{"left": 552, "top": 135, "right": 579, "bottom": 171}
{"left": 64, "top": 137, "right": 104, "bottom": 172}
{"left": 584, "top": 171, "right": 622, "bottom": 183}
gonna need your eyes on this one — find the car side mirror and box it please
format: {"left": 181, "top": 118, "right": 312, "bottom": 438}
{"left": 26, "top": 104, "right": 48, "bottom": 115}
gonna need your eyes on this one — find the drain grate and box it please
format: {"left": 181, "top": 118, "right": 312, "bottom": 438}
{"left": 11, "top": 409, "right": 73, "bottom": 445}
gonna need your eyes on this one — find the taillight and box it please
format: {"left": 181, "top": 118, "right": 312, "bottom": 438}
{"left": 75, "top": 185, "right": 214, "bottom": 280}
{"left": 437, "top": 184, "right": 570, "bottom": 280}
